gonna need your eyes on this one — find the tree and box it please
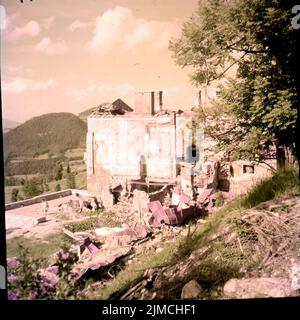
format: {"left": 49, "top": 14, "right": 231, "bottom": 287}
{"left": 66, "top": 173, "right": 76, "bottom": 189}
{"left": 23, "top": 179, "right": 43, "bottom": 199}
{"left": 55, "top": 163, "right": 63, "bottom": 181}
{"left": 66, "top": 162, "right": 71, "bottom": 174}
{"left": 11, "top": 188, "right": 19, "bottom": 202}
{"left": 169, "top": 0, "right": 298, "bottom": 167}
{"left": 55, "top": 184, "right": 61, "bottom": 192}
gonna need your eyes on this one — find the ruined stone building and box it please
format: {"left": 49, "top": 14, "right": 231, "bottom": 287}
{"left": 86, "top": 91, "right": 202, "bottom": 205}
{"left": 86, "top": 90, "right": 277, "bottom": 207}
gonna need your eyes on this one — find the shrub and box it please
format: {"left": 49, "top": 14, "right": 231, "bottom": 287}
{"left": 64, "top": 217, "right": 103, "bottom": 233}
{"left": 11, "top": 188, "right": 19, "bottom": 202}
{"left": 7, "top": 245, "right": 82, "bottom": 300}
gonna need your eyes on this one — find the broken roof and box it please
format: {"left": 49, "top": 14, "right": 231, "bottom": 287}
{"left": 112, "top": 98, "right": 133, "bottom": 112}
{"left": 89, "top": 98, "right": 133, "bottom": 117}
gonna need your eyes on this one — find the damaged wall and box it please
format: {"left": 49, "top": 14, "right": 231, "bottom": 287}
{"left": 86, "top": 113, "right": 196, "bottom": 196}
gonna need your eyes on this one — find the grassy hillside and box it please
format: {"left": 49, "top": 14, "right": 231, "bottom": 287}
{"left": 3, "top": 113, "right": 87, "bottom": 160}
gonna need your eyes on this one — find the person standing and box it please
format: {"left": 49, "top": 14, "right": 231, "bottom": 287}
{"left": 75, "top": 193, "right": 85, "bottom": 212}
{"left": 42, "top": 199, "right": 49, "bottom": 215}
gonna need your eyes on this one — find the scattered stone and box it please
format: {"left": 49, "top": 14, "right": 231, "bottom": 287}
{"left": 181, "top": 280, "right": 203, "bottom": 299}
{"left": 36, "top": 216, "right": 46, "bottom": 224}
{"left": 223, "top": 277, "right": 291, "bottom": 299}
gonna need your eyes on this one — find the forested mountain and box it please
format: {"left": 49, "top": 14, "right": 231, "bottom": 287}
{"left": 3, "top": 113, "right": 87, "bottom": 160}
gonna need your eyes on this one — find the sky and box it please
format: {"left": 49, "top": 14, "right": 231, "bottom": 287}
{"left": 1, "top": 0, "right": 202, "bottom": 123}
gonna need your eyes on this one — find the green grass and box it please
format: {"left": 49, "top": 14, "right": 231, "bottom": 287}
{"left": 64, "top": 210, "right": 122, "bottom": 232}
{"left": 177, "top": 167, "right": 299, "bottom": 259}
{"left": 6, "top": 232, "right": 73, "bottom": 260}
{"left": 87, "top": 167, "right": 299, "bottom": 299}
{"left": 7, "top": 167, "right": 299, "bottom": 299}
{"left": 241, "top": 166, "right": 299, "bottom": 208}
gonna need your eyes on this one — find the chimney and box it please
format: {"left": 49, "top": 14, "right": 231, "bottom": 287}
{"left": 154, "top": 91, "right": 163, "bottom": 114}
{"left": 134, "top": 90, "right": 163, "bottom": 115}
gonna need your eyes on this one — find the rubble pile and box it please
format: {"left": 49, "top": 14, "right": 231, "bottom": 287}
{"left": 90, "top": 99, "right": 133, "bottom": 117}
{"left": 62, "top": 223, "right": 152, "bottom": 278}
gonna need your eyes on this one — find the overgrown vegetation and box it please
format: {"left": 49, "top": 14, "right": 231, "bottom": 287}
{"left": 5, "top": 158, "right": 65, "bottom": 176}
{"left": 7, "top": 245, "right": 85, "bottom": 300}
{"left": 157, "top": 167, "right": 300, "bottom": 299}
{"left": 177, "top": 167, "right": 299, "bottom": 259}
{"left": 6, "top": 233, "right": 73, "bottom": 260}
{"left": 64, "top": 211, "right": 121, "bottom": 233}
{"left": 87, "top": 241, "right": 179, "bottom": 300}
{"left": 240, "top": 167, "right": 299, "bottom": 208}
{"left": 170, "top": 0, "right": 298, "bottom": 166}
{"left": 7, "top": 167, "right": 299, "bottom": 300}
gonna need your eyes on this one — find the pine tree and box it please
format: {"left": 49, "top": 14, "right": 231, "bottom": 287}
{"left": 55, "top": 163, "right": 63, "bottom": 181}
{"left": 66, "top": 162, "right": 71, "bottom": 174}
{"left": 66, "top": 173, "right": 76, "bottom": 189}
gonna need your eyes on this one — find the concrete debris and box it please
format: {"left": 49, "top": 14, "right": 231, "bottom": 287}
{"left": 148, "top": 201, "right": 171, "bottom": 227}
{"left": 74, "top": 224, "right": 151, "bottom": 277}
{"left": 95, "top": 227, "right": 126, "bottom": 237}
{"left": 197, "top": 188, "right": 215, "bottom": 211}
{"left": 223, "top": 277, "right": 292, "bottom": 298}
{"left": 148, "top": 193, "right": 202, "bottom": 227}
{"left": 74, "top": 242, "right": 132, "bottom": 277}
{"left": 37, "top": 216, "right": 47, "bottom": 224}
{"left": 132, "top": 190, "right": 149, "bottom": 213}
{"left": 96, "top": 224, "right": 151, "bottom": 244}
{"left": 181, "top": 280, "right": 203, "bottom": 299}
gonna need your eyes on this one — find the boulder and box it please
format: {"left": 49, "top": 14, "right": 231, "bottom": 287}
{"left": 181, "top": 280, "right": 203, "bottom": 299}
{"left": 223, "top": 277, "right": 291, "bottom": 299}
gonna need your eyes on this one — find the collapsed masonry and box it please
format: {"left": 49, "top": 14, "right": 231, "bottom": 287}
{"left": 86, "top": 91, "right": 277, "bottom": 216}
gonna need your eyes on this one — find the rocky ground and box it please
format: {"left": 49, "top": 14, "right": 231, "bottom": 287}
{"left": 103, "top": 195, "right": 300, "bottom": 300}
{"left": 6, "top": 189, "right": 300, "bottom": 300}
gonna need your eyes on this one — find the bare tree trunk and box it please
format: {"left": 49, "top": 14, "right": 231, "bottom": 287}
{"left": 276, "top": 145, "right": 286, "bottom": 169}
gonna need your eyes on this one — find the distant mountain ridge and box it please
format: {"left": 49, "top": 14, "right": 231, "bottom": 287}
{"left": 2, "top": 119, "right": 21, "bottom": 133}
{"left": 3, "top": 112, "right": 87, "bottom": 160}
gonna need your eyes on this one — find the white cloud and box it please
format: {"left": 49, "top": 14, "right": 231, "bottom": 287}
{"left": 34, "top": 37, "right": 68, "bottom": 55}
{"left": 42, "top": 16, "right": 55, "bottom": 29}
{"left": 9, "top": 20, "right": 40, "bottom": 40}
{"left": 1, "top": 12, "right": 19, "bottom": 34}
{"left": 68, "top": 19, "right": 91, "bottom": 32}
{"left": 2, "top": 78, "right": 56, "bottom": 94}
{"left": 69, "top": 82, "right": 135, "bottom": 102}
{"left": 87, "top": 6, "right": 178, "bottom": 55}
